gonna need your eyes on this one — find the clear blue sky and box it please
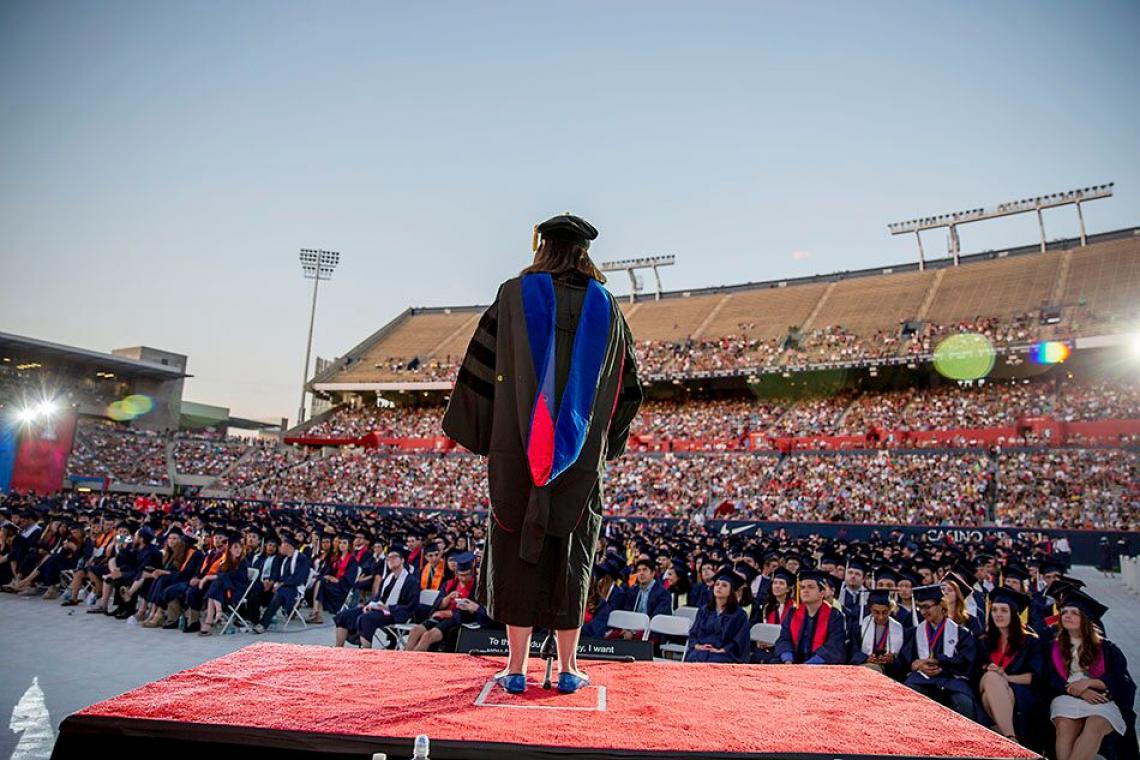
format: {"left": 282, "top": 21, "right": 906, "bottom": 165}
{"left": 1, "top": 1, "right": 1137, "bottom": 424}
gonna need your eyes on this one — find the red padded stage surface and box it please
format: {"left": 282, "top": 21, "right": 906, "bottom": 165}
{"left": 55, "top": 643, "right": 1039, "bottom": 760}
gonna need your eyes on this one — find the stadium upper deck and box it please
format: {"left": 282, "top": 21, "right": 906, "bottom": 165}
{"left": 310, "top": 227, "right": 1140, "bottom": 391}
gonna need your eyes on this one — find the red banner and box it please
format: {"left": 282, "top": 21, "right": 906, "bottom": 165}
{"left": 10, "top": 410, "right": 78, "bottom": 495}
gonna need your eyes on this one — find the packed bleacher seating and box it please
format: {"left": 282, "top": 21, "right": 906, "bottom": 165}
{"left": 303, "top": 405, "right": 443, "bottom": 439}
{"left": 67, "top": 420, "right": 170, "bottom": 487}
{"left": 171, "top": 434, "right": 248, "bottom": 476}
{"left": 308, "top": 235, "right": 1139, "bottom": 384}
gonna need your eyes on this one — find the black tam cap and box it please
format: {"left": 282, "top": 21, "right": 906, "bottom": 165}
{"left": 535, "top": 214, "right": 598, "bottom": 249}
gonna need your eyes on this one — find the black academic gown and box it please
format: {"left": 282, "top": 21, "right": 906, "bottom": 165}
{"left": 443, "top": 271, "right": 642, "bottom": 630}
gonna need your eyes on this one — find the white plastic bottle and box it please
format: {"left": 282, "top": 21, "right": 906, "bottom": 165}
{"left": 412, "top": 734, "right": 430, "bottom": 759}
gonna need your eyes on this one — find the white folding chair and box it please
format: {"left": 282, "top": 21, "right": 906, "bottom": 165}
{"left": 280, "top": 585, "right": 308, "bottom": 629}
{"left": 674, "top": 606, "right": 700, "bottom": 623}
{"left": 606, "top": 610, "right": 651, "bottom": 641}
{"left": 381, "top": 588, "right": 443, "bottom": 650}
{"left": 649, "top": 613, "right": 693, "bottom": 662}
{"left": 750, "top": 622, "right": 782, "bottom": 647}
{"left": 220, "top": 567, "right": 260, "bottom": 635}
{"left": 337, "top": 566, "right": 362, "bottom": 614}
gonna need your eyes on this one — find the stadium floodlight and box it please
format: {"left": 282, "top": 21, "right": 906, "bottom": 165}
{"left": 887, "top": 183, "right": 1113, "bottom": 269}
{"left": 297, "top": 249, "right": 341, "bottom": 426}
{"left": 599, "top": 255, "right": 676, "bottom": 303}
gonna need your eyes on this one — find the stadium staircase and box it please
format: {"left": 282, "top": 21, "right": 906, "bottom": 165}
{"left": 198, "top": 446, "right": 260, "bottom": 498}
{"left": 164, "top": 440, "right": 176, "bottom": 487}
{"left": 799, "top": 281, "right": 837, "bottom": 333}
{"left": 914, "top": 268, "right": 944, "bottom": 322}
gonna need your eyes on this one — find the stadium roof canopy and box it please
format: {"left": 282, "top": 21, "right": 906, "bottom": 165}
{"left": 0, "top": 331, "right": 189, "bottom": 380}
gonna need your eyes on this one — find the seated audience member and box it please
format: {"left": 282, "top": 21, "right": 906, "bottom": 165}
{"left": 143, "top": 531, "right": 203, "bottom": 628}
{"left": 615, "top": 558, "right": 672, "bottom": 638}
{"left": 894, "top": 571, "right": 920, "bottom": 628}
{"left": 688, "top": 558, "right": 717, "bottom": 610}
{"left": 252, "top": 533, "right": 312, "bottom": 633}
{"left": 199, "top": 536, "right": 251, "bottom": 635}
{"left": 405, "top": 552, "right": 478, "bottom": 652}
{"left": 848, "top": 589, "right": 905, "bottom": 674}
{"left": 685, "top": 568, "right": 750, "bottom": 663}
{"left": 334, "top": 545, "right": 419, "bottom": 648}
{"left": 774, "top": 570, "right": 847, "bottom": 664}
{"left": 63, "top": 518, "right": 118, "bottom": 607}
{"left": 899, "top": 584, "right": 981, "bottom": 719}
{"left": 750, "top": 567, "right": 796, "bottom": 663}
{"left": 180, "top": 530, "right": 228, "bottom": 631}
{"left": 247, "top": 534, "right": 282, "bottom": 625}
{"left": 1047, "top": 591, "right": 1136, "bottom": 760}
{"left": 582, "top": 561, "right": 624, "bottom": 639}
{"left": 109, "top": 526, "right": 162, "bottom": 620}
{"left": 311, "top": 534, "right": 359, "bottom": 624}
{"left": 977, "top": 587, "right": 1040, "bottom": 745}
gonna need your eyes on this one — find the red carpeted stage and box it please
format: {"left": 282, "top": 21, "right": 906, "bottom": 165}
{"left": 52, "top": 643, "right": 1039, "bottom": 760}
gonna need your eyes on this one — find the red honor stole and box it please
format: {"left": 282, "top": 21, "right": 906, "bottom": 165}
{"left": 789, "top": 603, "right": 831, "bottom": 654}
{"left": 767, "top": 601, "right": 794, "bottom": 626}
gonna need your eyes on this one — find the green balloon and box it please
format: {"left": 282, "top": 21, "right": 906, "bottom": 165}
{"left": 933, "top": 333, "right": 995, "bottom": 381}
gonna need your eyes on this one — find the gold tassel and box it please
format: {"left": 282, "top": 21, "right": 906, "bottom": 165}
{"left": 531, "top": 225, "right": 539, "bottom": 252}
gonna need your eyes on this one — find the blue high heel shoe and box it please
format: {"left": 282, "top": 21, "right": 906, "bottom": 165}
{"left": 494, "top": 673, "right": 527, "bottom": 694}
{"left": 556, "top": 672, "right": 590, "bottom": 694}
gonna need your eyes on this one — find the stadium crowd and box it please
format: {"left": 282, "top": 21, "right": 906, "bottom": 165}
{"left": 68, "top": 421, "right": 170, "bottom": 487}
{"left": 0, "top": 489, "right": 1134, "bottom": 760}
{"left": 204, "top": 448, "right": 1137, "bottom": 531}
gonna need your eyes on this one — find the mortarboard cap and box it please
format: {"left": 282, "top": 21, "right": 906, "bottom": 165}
{"left": 714, "top": 567, "right": 745, "bottom": 591}
{"left": 989, "top": 587, "right": 1031, "bottom": 614}
{"left": 797, "top": 569, "right": 831, "bottom": 590}
{"left": 1059, "top": 589, "right": 1108, "bottom": 622}
{"left": 913, "top": 584, "right": 944, "bottom": 604}
{"left": 866, "top": 589, "right": 892, "bottom": 608}
{"left": 772, "top": 567, "right": 797, "bottom": 586}
{"left": 453, "top": 552, "right": 475, "bottom": 572}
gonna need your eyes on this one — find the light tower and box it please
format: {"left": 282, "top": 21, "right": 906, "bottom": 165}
{"left": 297, "top": 248, "right": 340, "bottom": 426}
{"left": 599, "top": 255, "right": 676, "bottom": 303}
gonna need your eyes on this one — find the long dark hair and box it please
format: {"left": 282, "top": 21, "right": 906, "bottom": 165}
{"left": 985, "top": 603, "right": 1027, "bottom": 655}
{"left": 521, "top": 237, "right": 606, "bottom": 283}
{"left": 1058, "top": 610, "right": 1103, "bottom": 674}
{"left": 763, "top": 585, "right": 791, "bottom": 621}
{"left": 708, "top": 582, "right": 740, "bottom": 614}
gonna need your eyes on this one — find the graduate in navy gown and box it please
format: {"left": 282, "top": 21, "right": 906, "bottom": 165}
{"left": 582, "top": 561, "right": 623, "bottom": 639}
{"left": 774, "top": 570, "right": 848, "bottom": 665}
{"left": 1045, "top": 590, "right": 1137, "bottom": 760}
{"left": 899, "top": 584, "right": 981, "bottom": 719}
{"left": 976, "top": 587, "right": 1042, "bottom": 747}
{"left": 334, "top": 545, "right": 420, "bottom": 648}
{"left": 685, "top": 568, "right": 751, "bottom": 664}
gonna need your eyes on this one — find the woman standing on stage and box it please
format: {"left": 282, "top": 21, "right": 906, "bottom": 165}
{"left": 443, "top": 213, "right": 642, "bottom": 695}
